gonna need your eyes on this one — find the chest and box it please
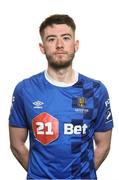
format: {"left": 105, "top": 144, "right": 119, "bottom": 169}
{"left": 23, "top": 86, "right": 98, "bottom": 139}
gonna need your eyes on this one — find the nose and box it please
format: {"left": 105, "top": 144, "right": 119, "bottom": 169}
{"left": 56, "top": 38, "right": 64, "bottom": 50}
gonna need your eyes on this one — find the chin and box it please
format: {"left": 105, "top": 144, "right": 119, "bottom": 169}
{"left": 49, "top": 60, "right": 72, "bottom": 69}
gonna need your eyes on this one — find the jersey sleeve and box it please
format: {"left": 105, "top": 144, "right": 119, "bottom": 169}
{"left": 94, "top": 83, "right": 114, "bottom": 132}
{"left": 9, "top": 81, "right": 28, "bottom": 128}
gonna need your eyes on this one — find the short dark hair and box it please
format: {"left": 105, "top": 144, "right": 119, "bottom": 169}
{"left": 39, "top": 14, "right": 76, "bottom": 38}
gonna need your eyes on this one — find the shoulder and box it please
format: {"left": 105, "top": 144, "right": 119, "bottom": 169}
{"left": 78, "top": 73, "right": 108, "bottom": 96}
{"left": 79, "top": 73, "right": 106, "bottom": 89}
{"left": 14, "top": 71, "right": 44, "bottom": 93}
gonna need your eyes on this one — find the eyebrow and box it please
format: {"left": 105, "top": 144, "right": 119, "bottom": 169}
{"left": 45, "top": 33, "right": 72, "bottom": 40}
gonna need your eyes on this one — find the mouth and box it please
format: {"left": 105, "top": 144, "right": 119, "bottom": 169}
{"left": 55, "top": 52, "right": 67, "bottom": 55}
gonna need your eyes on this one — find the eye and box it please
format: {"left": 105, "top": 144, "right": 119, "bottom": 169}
{"left": 63, "top": 36, "right": 71, "bottom": 41}
{"left": 48, "top": 38, "right": 55, "bottom": 42}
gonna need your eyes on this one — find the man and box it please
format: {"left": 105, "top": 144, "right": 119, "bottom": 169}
{"left": 9, "top": 14, "right": 113, "bottom": 180}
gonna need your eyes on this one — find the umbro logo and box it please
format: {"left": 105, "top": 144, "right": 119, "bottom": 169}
{"left": 33, "top": 101, "right": 44, "bottom": 109}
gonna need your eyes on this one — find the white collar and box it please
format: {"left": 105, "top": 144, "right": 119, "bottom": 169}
{"left": 44, "top": 70, "right": 78, "bottom": 87}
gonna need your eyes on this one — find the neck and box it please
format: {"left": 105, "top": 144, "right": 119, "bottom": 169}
{"left": 47, "top": 66, "right": 76, "bottom": 84}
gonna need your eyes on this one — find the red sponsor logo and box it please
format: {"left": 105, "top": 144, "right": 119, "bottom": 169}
{"left": 32, "top": 112, "right": 59, "bottom": 145}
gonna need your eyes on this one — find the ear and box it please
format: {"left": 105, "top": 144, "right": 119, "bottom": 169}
{"left": 74, "top": 40, "right": 79, "bottom": 52}
{"left": 39, "top": 43, "right": 46, "bottom": 54}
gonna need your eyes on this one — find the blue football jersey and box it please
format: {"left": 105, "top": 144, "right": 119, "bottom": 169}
{"left": 9, "top": 71, "right": 113, "bottom": 180}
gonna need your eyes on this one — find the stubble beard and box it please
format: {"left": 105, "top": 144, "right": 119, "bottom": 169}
{"left": 45, "top": 51, "right": 75, "bottom": 70}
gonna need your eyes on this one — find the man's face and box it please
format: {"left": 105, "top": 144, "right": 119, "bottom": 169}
{"left": 39, "top": 24, "right": 79, "bottom": 69}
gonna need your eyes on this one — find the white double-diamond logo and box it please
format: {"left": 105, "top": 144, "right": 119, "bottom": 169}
{"left": 33, "top": 100, "right": 44, "bottom": 109}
